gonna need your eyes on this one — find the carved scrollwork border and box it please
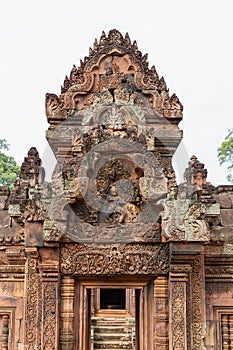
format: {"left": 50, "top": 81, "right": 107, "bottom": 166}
{"left": 171, "top": 281, "right": 186, "bottom": 350}
{"left": 191, "top": 255, "right": 206, "bottom": 350}
{"left": 42, "top": 282, "right": 57, "bottom": 350}
{"left": 60, "top": 243, "right": 169, "bottom": 276}
{"left": 25, "top": 253, "right": 42, "bottom": 349}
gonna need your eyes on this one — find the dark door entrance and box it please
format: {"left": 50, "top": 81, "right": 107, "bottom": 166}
{"left": 100, "top": 288, "right": 126, "bottom": 310}
{"left": 75, "top": 280, "right": 153, "bottom": 350}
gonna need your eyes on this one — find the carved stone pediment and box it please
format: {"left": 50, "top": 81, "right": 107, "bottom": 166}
{"left": 46, "top": 30, "right": 183, "bottom": 128}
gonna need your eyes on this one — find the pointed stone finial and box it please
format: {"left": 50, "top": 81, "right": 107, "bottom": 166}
{"left": 70, "top": 65, "right": 78, "bottom": 83}
{"left": 170, "top": 94, "right": 183, "bottom": 111}
{"left": 125, "top": 32, "right": 131, "bottom": 45}
{"left": 80, "top": 59, "right": 84, "bottom": 68}
{"left": 64, "top": 75, "right": 69, "bottom": 84}
{"left": 61, "top": 75, "right": 70, "bottom": 93}
{"left": 142, "top": 53, "right": 148, "bottom": 63}
{"left": 100, "top": 31, "right": 106, "bottom": 40}
{"left": 71, "top": 64, "right": 77, "bottom": 73}
{"left": 151, "top": 65, "right": 159, "bottom": 80}
{"left": 93, "top": 38, "right": 98, "bottom": 50}
{"left": 133, "top": 40, "right": 138, "bottom": 50}
{"left": 158, "top": 76, "right": 168, "bottom": 91}
{"left": 99, "top": 31, "right": 107, "bottom": 47}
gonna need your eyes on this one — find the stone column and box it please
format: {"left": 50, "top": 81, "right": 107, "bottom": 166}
{"left": 169, "top": 271, "right": 188, "bottom": 350}
{"left": 24, "top": 248, "right": 42, "bottom": 350}
{"left": 41, "top": 275, "right": 60, "bottom": 350}
{"left": 39, "top": 247, "right": 60, "bottom": 350}
{"left": 169, "top": 244, "right": 206, "bottom": 350}
{"left": 154, "top": 276, "right": 169, "bottom": 350}
{"left": 221, "top": 314, "right": 229, "bottom": 350}
{"left": 59, "top": 275, "right": 75, "bottom": 350}
{"left": 1, "top": 314, "right": 9, "bottom": 350}
{"left": 190, "top": 254, "right": 206, "bottom": 350}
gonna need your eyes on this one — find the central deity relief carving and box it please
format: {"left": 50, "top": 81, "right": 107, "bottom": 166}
{"left": 96, "top": 161, "right": 141, "bottom": 224}
{"left": 64, "top": 124, "right": 167, "bottom": 242}
{"left": 68, "top": 157, "right": 143, "bottom": 227}
{"left": 43, "top": 102, "right": 168, "bottom": 243}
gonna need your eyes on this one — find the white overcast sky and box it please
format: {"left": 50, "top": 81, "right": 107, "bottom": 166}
{"left": 0, "top": 0, "right": 232, "bottom": 185}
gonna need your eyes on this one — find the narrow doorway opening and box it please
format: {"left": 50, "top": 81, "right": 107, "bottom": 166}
{"left": 75, "top": 281, "right": 153, "bottom": 350}
{"left": 90, "top": 288, "right": 138, "bottom": 350}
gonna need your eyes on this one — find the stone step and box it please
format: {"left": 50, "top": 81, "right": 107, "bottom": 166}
{"left": 93, "top": 333, "right": 132, "bottom": 341}
{"left": 93, "top": 327, "right": 131, "bottom": 334}
{"left": 92, "top": 318, "right": 135, "bottom": 326}
{"left": 93, "top": 340, "right": 133, "bottom": 349}
{"left": 92, "top": 317, "right": 135, "bottom": 350}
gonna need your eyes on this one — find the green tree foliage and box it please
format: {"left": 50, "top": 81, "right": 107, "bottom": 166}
{"left": 218, "top": 129, "right": 233, "bottom": 183}
{"left": 0, "top": 139, "right": 20, "bottom": 188}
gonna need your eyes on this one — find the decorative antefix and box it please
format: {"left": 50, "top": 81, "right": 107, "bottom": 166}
{"left": 1, "top": 29, "right": 233, "bottom": 350}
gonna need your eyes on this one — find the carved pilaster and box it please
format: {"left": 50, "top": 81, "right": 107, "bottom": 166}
{"left": 169, "top": 272, "right": 187, "bottom": 350}
{"left": 24, "top": 248, "right": 42, "bottom": 350}
{"left": 221, "top": 314, "right": 233, "bottom": 350}
{"left": 170, "top": 244, "right": 206, "bottom": 349}
{"left": 1, "top": 314, "right": 9, "bottom": 350}
{"left": 41, "top": 276, "right": 59, "bottom": 350}
{"left": 154, "top": 276, "right": 169, "bottom": 350}
{"left": 39, "top": 247, "right": 59, "bottom": 350}
{"left": 59, "top": 276, "right": 75, "bottom": 350}
{"left": 190, "top": 254, "right": 206, "bottom": 350}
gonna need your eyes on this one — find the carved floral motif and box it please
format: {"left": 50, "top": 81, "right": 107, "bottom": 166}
{"left": 43, "top": 282, "right": 57, "bottom": 350}
{"left": 25, "top": 255, "right": 41, "bottom": 349}
{"left": 60, "top": 243, "right": 169, "bottom": 276}
{"left": 191, "top": 255, "right": 206, "bottom": 350}
{"left": 171, "top": 281, "right": 186, "bottom": 350}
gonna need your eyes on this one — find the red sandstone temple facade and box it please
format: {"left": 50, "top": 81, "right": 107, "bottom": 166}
{"left": 0, "top": 29, "right": 233, "bottom": 350}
